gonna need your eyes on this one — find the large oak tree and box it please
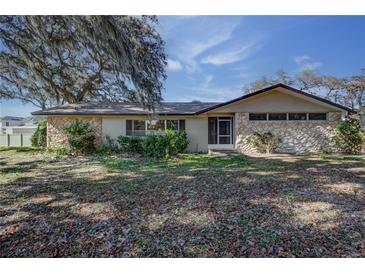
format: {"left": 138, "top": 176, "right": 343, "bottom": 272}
{"left": 0, "top": 16, "right": 167, "bottom": 110}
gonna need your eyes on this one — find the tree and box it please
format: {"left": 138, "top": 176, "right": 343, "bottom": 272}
{"left": 0, "top": 16, "right": 166, "bottom": 110}
{"left": 243, "top": 75, "right": 274, "bottom": 94}
{"left": 243, "top": 69, "right": 298, "bottom": 95}
{"left": 295, "top": 69, "right": 324, "bottom": 94}
{"left": 345, "top": 75, "right": 365, "bottom": 109}
{"left": 242, "top": 69, "right": 364, "bottom": 111}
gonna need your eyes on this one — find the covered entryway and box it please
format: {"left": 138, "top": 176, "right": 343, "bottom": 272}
{"left": 207, "top": 117, "right": 234, "bottom": 150}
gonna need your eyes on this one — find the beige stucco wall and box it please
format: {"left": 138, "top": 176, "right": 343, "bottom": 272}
{"left": 100, "top": 116, "right": 209, "bottom": 152}
{"left": 102, "top": 117, "right": 126, "bottom": 142}
{"left": 235, "top": 112, "right": 342, "bottom": 154}
{"left": 211, "top": 88, "right": 342, "bottom": 113}
{"left": 185, "top": 117, "right": 208, "bottom": 152}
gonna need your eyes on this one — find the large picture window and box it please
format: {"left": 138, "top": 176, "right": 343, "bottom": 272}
{"left": 126, "top": 120, "right": 146, "bottom": 136}
{"left": 126, "top": 119, "right": 185, "bottom": 136}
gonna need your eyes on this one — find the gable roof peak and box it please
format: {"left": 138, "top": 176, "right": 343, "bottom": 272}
{"left": 196, "top": 83, "right": 354, "bottom": 114}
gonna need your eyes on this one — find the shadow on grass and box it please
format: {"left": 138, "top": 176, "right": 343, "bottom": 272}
{"left": 0, "top": 152, "right": 364, "bottom": 257}
{"left": 0, "top": 147, "right": 41, "bottom": 153}
{"left": 0, "top": 159, "right": 44, "bottom": 174}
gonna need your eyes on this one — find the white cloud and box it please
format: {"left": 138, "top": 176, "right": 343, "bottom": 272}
{"left": 167, "top": 59, "right": 182, "bottom": 71}
{"left": 184, "top": 74, "right": 241, "bottom": 102}
{"left": 294, "top": 55, "right": 322, "bottom": 71}
{"left": 201, "top": 43, "right": 259, "bottom": 65}
{"left": 160, "top": 16, "right": 240, "bottom": 73}
{"left": 181, "top": 29, "right": 236, "bottom": 73}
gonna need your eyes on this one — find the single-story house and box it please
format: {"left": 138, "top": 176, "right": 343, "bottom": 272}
{"left": 32, "top": 83, "right": 354, "bottom": 154}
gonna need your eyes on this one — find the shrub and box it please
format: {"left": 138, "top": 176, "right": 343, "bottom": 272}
{"left": 334, "top": 118, "right": 365, "bottom": 154}
{"left": 54, "top": 145, "right": 71, "bottom": 156}
{"left": 117, "top": 135, "right": 144, "bottom": 154}
{"left": 31, "top": 119, "right": 47, "bottom": 147}
{"left": 96, "top": 136, "right": 120, "bottom": 154}
{"left": 247, "top": 131, "right": 281, "bottom": 154}
{"left": 142, "top": 129, "right": 189, "bottom": 159}
{"left": 64, "top": 119, "right": 96, "bottom": 153}
{"left": 173, "top": 130, "right": 189, "bottom": 153}
{"left": 116, "top": 130, "right": 189, "bottom": 159}
{"left": 143, "top": 134, "right": 168, "bottom": 159}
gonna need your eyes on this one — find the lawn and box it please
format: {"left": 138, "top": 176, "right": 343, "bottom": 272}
{"left": 0, "top": 147, "right": 364, "bottom": 257}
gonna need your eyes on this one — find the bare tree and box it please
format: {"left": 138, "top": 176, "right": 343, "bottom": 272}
{"left": 0, "top": 16, "right": 167, "bottom": 110}
{"left": 345, "top": 75, "right": 365, "bottom": 109}
{"left": 242, "top": 69, "right": 365, "bottom": 111}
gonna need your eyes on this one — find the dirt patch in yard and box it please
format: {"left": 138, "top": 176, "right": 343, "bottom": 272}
{"left": 0, "top": 148, "right": 364, "bottom": 257}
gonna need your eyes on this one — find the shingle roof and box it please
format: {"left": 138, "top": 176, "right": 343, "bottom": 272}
{"left": 0, "top": 116, "right": 25, "bottom": 121}
{"left": 32, "top": 102, "right": 220, "bottom": 116}
{"left": 32, "top": 84, "right": 355, "bottom": 116}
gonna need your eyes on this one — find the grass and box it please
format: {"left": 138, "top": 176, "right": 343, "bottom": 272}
{"left": 0, "top": 148, "right": 364, "bottom": 257}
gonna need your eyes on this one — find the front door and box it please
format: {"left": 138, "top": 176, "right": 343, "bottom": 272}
{"left": 208, "top": 117, "right": 234, "bottom": 149}
{"left": 218, "top": 118, "right": 232, "bottom": 144}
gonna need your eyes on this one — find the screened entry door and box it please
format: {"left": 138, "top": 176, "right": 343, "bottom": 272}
{"left": 208, "top": 117, "right": 233, "bottom": 145}
{"left": 218, "top": 118, "right": 232, "bottom": 144}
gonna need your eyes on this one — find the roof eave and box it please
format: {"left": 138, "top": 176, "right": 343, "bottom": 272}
{"left": 195, "top": 83, "right": 354, "bottom": 115}
{"left": 31, "top": 111, "right": 197, "bottom": 116}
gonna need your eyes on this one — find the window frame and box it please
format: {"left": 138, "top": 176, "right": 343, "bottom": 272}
{"left": 268, "top": 113, "right": 287, "bottom": 121}
{"left": 308, "top": 113, "right": 327, "bottom": 121}
{"left": 248, "top": 112, "right": 329, "bottom": 122}
{"left": 127, "top": 119, "right": 185, "bottom": 136}
{"left": 249, "top": 113, "right": 268, "bottom": 121}
{"left": 288, "top": 113, "right": 308, "bottom": 121}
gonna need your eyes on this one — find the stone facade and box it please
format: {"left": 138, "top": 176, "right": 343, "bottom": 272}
{"left": 235, "top": 112, "right": 342, "bottom": 154}
{"left": 47, "top": 116, "right": 102, "bottom": 148}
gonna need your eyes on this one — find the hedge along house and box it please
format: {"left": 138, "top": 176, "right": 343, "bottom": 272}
{"left": 32, "top": 84, "right": 354, "bottom": 154}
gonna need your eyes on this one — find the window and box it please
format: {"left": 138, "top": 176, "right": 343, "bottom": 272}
{"left": 179, "top": 120, "right": 185, "bottom": 131}
{"left": 249, "top": 113, "right": 267, "bottom": 121}
{"left": 126, "top": 119, "right": 185, "bottom": 136}
{"left": 155, "top": 120, "right": 166, "bottom": 130}
{"left": 289, "top": 113, "right": 307, "bottom": 120}
{"left": 126, "top": 120, "right": 146, "bottom": 136}
{"left": 309, "top": 113, "right": 327, "bottom": 120}
{"left": 166, "top": 120, "right": 179, "bottom": 130}
{"left": 208, "top": 117, "right": 217, "bottom": 144}
{"left": 5, "top": 122, "right": 9, "bottom": 126}
{"left": 269, "top": 113, "right": 287, "bottom": 120}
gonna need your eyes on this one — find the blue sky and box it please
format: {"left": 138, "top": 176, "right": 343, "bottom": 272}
{"left": 1, "top": 16, "right": 364, "bottom": 116}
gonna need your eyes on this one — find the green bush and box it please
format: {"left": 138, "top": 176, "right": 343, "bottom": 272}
{"left": 247, "top": 131, "right": 281, "bottom": 154}
{"left": 334, "top": 118, "right": 364, "bottom": 154}
{"left": 54, "top": 145, "right": 71, "bottom": 156}
{"left": 96, "top": 136, "right": 120, "bottom": 154}
{"left": 174, "top": 130, "right": 189, "bottom": 153}
{"left": 64, "top": 119, "right": 96, "bottom": 153}
{"left": 142, "top": 129, "right": 189, "bottom": 159}
{"left": 143, "top": 134, "right": 168, "bottom": 158}
{"left": 31, "top": 119, "right": 47, "bottom": 147}
{"left": 116, "top": 130, "right": 189, "bottom": 159}
{"left": 117, "top": 135, "right": 144, "bottom": 154}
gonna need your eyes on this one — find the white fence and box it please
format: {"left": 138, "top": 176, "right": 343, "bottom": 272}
{"left": 0, "top": 133, "right": 33, "bottom": 147}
